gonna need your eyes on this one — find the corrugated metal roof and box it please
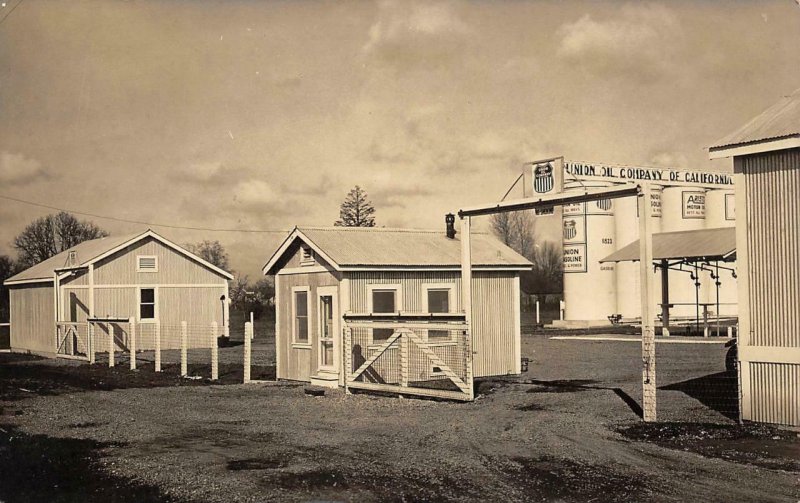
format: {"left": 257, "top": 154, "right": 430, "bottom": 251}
{"left": 6, "top": 233, "right": 143, "bottom": 283}
{"left": 710, "top": 87, "right": 800, "bottom": 150}
{"left": 600, "top": 227, "right": 736, "bottom": 263}
{"left": 293, "top": 227, "right": 532, "bottom": 269}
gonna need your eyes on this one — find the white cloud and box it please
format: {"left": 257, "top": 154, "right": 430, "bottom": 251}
{"left": 556, "top": 4, "right": 683, "bottom": 81}
{"left": 362, "top": 0, "right": 470, "bottom": 69}
{"left": 231, "top": 180, "right": 281, "bottom": 209}
{"left": 175, "top": 161, "right": 227, "bottom": 184}
{"left": 0, "top": 151, "right": 48, "bottom": 185}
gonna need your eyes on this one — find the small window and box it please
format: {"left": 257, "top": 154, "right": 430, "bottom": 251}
{"left": 140, "top": 288, "right": 156, "bottom": 321}
{"left": 137, "top": 255, "right": 158, "bottom": 272}
{"left": 371, "top": 288, "right": 397, "bottom": 342}
{"left": 427, "top": 288, "right": 451, "bottom": 340}
{"left": 293, "top": 290, "right": 309, "bottom": 343}
{"left": 300, "top": 246, "right": 314, "bottom": 266}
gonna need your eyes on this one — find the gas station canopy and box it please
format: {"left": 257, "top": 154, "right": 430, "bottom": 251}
{"left": 600, "top": 227, "right": 736, "bottom": 263}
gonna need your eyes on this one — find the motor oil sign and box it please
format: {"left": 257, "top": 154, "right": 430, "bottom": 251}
{"left": 682, "top": 190, "right": 706, "bottom": 219}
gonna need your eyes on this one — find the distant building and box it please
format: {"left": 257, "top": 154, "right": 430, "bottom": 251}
{"left": 4, "top": 230, "right": 233, "bottom": 358}
{"left": 263, "top": 226, "right": 531, "bottom": 392}
{"left": 709, "top": 87, "right": 800, "bottom": 426}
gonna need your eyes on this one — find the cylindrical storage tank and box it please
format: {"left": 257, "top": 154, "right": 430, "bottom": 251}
{"left": 562, "top": 180, "right": 617, "bottom": 323}
{"left": 661, "top": 186, "right": 706, "bottom": 319}
{"left": 705, "top": 189, "right": 736, "bottom": 229}
{"left": 704, "top": 189, "right": 738, "bottom": 318}
{"left": 614, "top": 186, "right": 662, "bottom": 319}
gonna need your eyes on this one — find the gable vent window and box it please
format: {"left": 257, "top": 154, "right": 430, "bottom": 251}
{"left": 137, "top": 255, "right": 158, "bottom": 272}
{"left": 300, "top": 246, "right": 314, "bottom": 266}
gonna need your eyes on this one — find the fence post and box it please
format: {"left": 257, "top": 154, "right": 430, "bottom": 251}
{"left": 129, "top": 317, "right": 137, "bottom": 370}
{"left": 211, "top": 321, "right": 219, "bottom": 381}
{"left": 559, "top": 300, "right": 565, "bottom": 321}
{"left": 181, "top": 321, "right": 188, "bottom": 377}
{"left": 535, "top": 301, "right": 541, "bottom": 324}
{"left": 108, "top": 323, "right": 115, "bottom": 367}
{"left": 154, "top": 321, "right": 161, "bottom": 372}
{"left": 400, "top": 330, "right": 409, "bottom": 388}
{"left": 243, "top": 321, "right": 252, "bottom": 383}
{"left": 343, "top": 326, "right": 352, "bottom": 394}
{"left": 88, "top": 322, "right": 95, "bottom": 364}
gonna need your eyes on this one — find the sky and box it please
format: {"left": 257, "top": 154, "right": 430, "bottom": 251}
{"left": 1, "top": 0, "right": 799, "bottom": 279}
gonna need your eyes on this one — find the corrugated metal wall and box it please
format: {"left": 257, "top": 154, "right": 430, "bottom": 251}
{"left": 276, "top": 271, "right": 340, "bottom": 381}
{"left": 749, "top": 362, "right": 799, "bottom": 426}
{"left": 347, "top": 270, "right": 518, "bottom": 378}
{"left": 743, "top": 150, "right": 800, "bottom": 347}
{"left": 9, "top": 284, "right": 55, "bottom": 355}
{"left": 94, "top": 237, "right": 226, "bottom": 284}
{"left": 739, "top": 148, "right": 800, "bottom": 426}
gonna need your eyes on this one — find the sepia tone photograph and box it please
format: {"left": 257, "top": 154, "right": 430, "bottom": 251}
{"left": 1, "top": 0, "right": 799, "bottom": 501}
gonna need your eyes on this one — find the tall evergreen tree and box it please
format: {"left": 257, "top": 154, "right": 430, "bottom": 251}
{"left": 334, "top": 185, "right": 376, "bottom": 227}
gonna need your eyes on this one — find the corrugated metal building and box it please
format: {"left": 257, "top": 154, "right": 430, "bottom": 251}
{"left": 263, "top": 226, "right": 532, "bottom": 388}
{"left": 4, "top": 230, "right": 233, "bottom": 357}
{"left": 709, "top": 88, "right": 800, "bottom": 426}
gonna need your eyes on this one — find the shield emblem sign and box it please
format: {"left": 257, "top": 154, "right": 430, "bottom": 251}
{"left": 596, "top": 199, "right": 612, "bottom": 211}
{"left": 563, "top": 219, "right": 577, "bottom": 240}
{"left": 534, "top": 162, "right": 554, "bottom": 194}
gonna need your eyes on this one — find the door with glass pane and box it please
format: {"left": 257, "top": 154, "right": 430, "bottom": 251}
{"left": 317, "top": 287, "right": 338, "bottom": 372}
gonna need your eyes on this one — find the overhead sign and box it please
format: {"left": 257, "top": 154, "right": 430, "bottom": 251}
{"left": 564, "top": 161, "right": 734, "bottom": 188}
{"left": 524, "top": 157, "right": 564, "bottom": 198}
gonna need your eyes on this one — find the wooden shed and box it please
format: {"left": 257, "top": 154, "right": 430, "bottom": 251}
{"left": 4, "top": 229, "right": 233, "bottom": 358}
{"left": 709, "top": 88, "right": 800, "bottom": 426}
{"left": 263, "top": 226, "right": 532, "bottom": 397}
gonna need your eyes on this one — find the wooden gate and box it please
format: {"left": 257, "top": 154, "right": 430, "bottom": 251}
{"left": 55, "top": 322, "right": 90, "bottom": 360}
{"left": 343, "top": 315, "right": 473, "bottom": 401}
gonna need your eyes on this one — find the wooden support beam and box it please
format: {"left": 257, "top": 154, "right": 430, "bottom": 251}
{"left": 349, "top": 331, "right": 403, "bottom": 380}
{"left": 638, "top": 183, "right": 657, "bottom": 422}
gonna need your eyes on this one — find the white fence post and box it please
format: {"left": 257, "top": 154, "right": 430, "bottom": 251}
{"left": 129, "top": 317, "right": 136, "bottom": 370}
{"left": 559, "top": 300, "right": 565, "bottom": 321}
{"left": 400, "top": 330, "right": 409, "bottom": 388}
{"left": 108, "top": 323, "right": 115, "bottom": 367}
{"left": 154, "top": 321, "right": 161, "bottom": 372}
{"left": 88, "top": 322, "right": 95, "bottom": 364}
{"left": 343, "top": 326, "right": 351, "bottom": 394}
{"left": 211, "top": 321, "right": 219, "bottom": 381}
{"left": 535, "top": 301, "right": 541, "bottom": 324}
{"left": 181, "top": 321, "right": 188, "bottom": 377}
{"left": 243, "top": 321, "right": 252, "bottom": 383}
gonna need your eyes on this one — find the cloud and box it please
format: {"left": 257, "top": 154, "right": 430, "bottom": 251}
{"left": 0, "top": 152, "right": 49, "bottom": 185}
{"left": 174, "top": 161, "right": 229, "bottom": 184}
{"left": 362, "top": 0, "right": 470, "bottom": 70}
{"left": 556, "top": 4, "right": 683, "bottom": 82}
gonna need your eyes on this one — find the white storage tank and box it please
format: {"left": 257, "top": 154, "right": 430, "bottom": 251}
{"left": 562, "top": 181, "right": 617, "bottom": 323}
{"left": 704, "top": 189, "right": 738, "bottom": 318}
{"left": 661, "top": 187, "right": 707, "bottom": 319}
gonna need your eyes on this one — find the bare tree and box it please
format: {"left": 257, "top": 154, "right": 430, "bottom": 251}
{"left": 533, "top": 241, "right": 563, "bottom": 292}
{"left": 334, "top": 185, "right": 376, "bottom": 227}
{"left": 0, "top": 255, "right": 20, "bottom": 322}
{"left": 490, "top": 211, "right": 536, "bottom": 260}
{"left": 13, "top": 212, "right": 108, "bottom": 268}
{"left": 185, "top": 240, "right": 230, "bottom": 271}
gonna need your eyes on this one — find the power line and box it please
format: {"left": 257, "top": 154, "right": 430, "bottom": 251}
{"left": 0, "top": 193, "right": 289, "bottom": 233}
{"left": 0, "top": 0, "right": 25, "bottom": 27}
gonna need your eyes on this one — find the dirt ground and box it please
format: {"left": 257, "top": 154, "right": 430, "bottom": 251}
{"left": 1, "top": 333, "right": 798, "bottom": 503}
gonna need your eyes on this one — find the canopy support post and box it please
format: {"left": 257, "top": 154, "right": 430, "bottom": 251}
{"left": 660, "top": 260, "right": 670, "bottom": 337}
{"left": 638, "top": 183, "right": 657, "bottom": 422}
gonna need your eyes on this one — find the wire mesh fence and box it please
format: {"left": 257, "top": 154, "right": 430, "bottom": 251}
{"left": 344, "top": 318, "right": 473, "bottom": 401}
{"left": 75, "top": 316, "right": 276, "bottom": 384}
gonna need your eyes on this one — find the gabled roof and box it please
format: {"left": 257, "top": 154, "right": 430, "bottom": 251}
{"left": 5, "top": 229, "right": 233, "bottom": 285}
{"left": 709, "top": 88, "right": 800, "bottom": 158}
{"left": 600, "top": 227, "right": 736, "bottom": 263}
{"left": 263, "top": 226, "right": 533, "bottom": 275}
